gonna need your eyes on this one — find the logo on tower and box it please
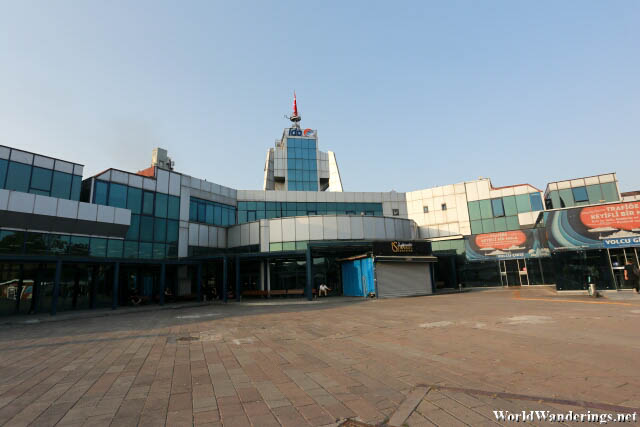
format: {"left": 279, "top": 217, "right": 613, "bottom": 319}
{"left": 303, "top": 128, "right": 315, "bottom": 137}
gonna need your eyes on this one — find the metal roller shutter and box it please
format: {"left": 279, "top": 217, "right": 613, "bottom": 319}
{"left": 375, "top": 262, "right": 432, "bottom": 298}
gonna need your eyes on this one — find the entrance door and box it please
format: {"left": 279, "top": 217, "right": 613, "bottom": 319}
{"left": 499, "top": 259, "right": 528, "bottom": 286}
{"left": 608, "top": 248, "right": 639, "bottom": 289}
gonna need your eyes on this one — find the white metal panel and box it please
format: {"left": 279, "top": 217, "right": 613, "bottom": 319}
{"left": 218, "top": 228, "right": 227, "bottom": 248}
{"left": 128, "top": 174, "right": 143, "bottom": 188}
{"left": 199, "top": 224, "right": 209, "bottom": 247}
{"left": 295, "top": 217, "right": 310, "bottom": 241}
{"left": 384, "top": 218, "right": 395, "bottom": 239}
{"left": 111, "top": 170, "right": 128, "bottom": 184}
{"left": 228, "top": 226, "right": 240, "bottom": 247}
{"left": 336, "top": 216, "right": 351, "bottom": 239}
{"left": 96, "top": 205, "right": 114, "bottom": 223}
{"left": 0, "top": 147, "right": 9, "bottom": 160}
{"left": 32, "top": 195, "right": 56, "bottom": 217}
{"left": 240, "top": 223, "right": 250, "bottom": 246}
{"left": 249, "top": 222, "right": 260, "bottom": 245}
{"left": 309, "top": 216, "right": 323, "bottom": 240}
{"left": 476, "top": 180, "right": 490, "bottom": 199}
{"left": 156, "top": 169, "right": 169, "bottom": 194}
{"left": 514, "top": 185, "right": 528, "bottom": 195}
{"left": 0, "top": 189, "right": 10, "bottom": 210}
{"left": 208, "top": 226, "right": 218, "bottom": 247}
{"left": 9, "top": 192, "right": 35, "bottom": 213}
{"left": 557, "top": 180, "right": 571, "bottom": 190}
{"left": 363, "top": 217, "right": 376, "bottom": 239}
{"left": 178, "top": 226, "right": 188, "bottom": 257}
{"left": 54, "top": 160, "right": 74, "bottom": 174}
{"left": 282, "top": 218, "right": 295, "bottom": 241}
{"left": 188, "top": 223, "right": 198, "bottom": 246}
{"left": 33, "top": 155, "right": 54, "bottom": 169}
{"left": 10, "top": 150, "right": 33, "bottom": 165}
{"left": 585, "top": 176, "right": 600, "bottom": 185}
{"left": 323, "top": 216, "right": 338, "bottom": 240}
{"left": 269, "top": 219, "right": 283, "bottom": 243}
{"left": 179, "top": 187, "right": 191, "bottom": 221}
{"left": 169, "top": 173, "right": 181, "bottom": 196}
{"left": 465, "top": 182, "right": 478, "bottom": 201}
{"left": 599, "top": 174, "right": 615, "bottom": 183}
{"left": 114, "top": 208, "right": 131, "bottom": 225}
{"left": 374, "top": 217, "right": 386, "bottom": 239}
{"left": 73, "top": 165, "right": 83, "bottom": 176}
{"left": 349, "top": 216, "right": 364, "bottom": 239}
{"left": 143, "top": 177, "right": 156, "bottom": 191}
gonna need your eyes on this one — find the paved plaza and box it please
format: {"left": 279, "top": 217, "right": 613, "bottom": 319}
{"left": 0, "top": 288, "right": 639, "bottom": 426}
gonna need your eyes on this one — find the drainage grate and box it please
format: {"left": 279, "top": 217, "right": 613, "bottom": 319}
{"left": 176, "top": 336, "right": 200, "bottom": 342}
{"left": 339, "top": 420, "right": 375, "bottom": 427}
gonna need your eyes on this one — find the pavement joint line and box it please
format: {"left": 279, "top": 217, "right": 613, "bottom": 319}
{"left": 512, "top": 290, "right": 636, "bottom": 306}
{"left": 0, "top": 333, "right": 172, "bottom": 351}
{"left": 419, "top": 384, "right": 640, "bottom": 413}
{"left": 386, "top": 386, "right": 429, "bottom": 427}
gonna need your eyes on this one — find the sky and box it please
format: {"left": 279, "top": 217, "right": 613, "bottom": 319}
{"left": 0, "top": 1, "right": 638, "bottom": 193}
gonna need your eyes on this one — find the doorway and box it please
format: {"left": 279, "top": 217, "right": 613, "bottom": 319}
{"left": 608, "top": 247, "right": 639, "bottom": 290}
{"left": 499, "top": 259, "right": 529, "bottom": 286}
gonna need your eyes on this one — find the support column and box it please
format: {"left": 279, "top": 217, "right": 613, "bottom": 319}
{"left": 112, "top": 262, "right": 120, "bottom": 310}
{"left": 16, "top": 264, "right": 24, "bottom": 314}
{"left": 235, "top": 256, "right": 241, "bottom": 301}
{"left": 89, "top": 265, "right": 98, "bottom": 309}
{"left": 223, "top": 256, "right": 228, "bottom": 303}
{"left": 51, "top": 260, "right": 62, "bottom": 315}
{"left": 306, "top": 246, "right": 313, "bottom": 301}
{"left": 197, "top": 263, "right": 203, "bottom": 302}
{"left": 159, "top": 263, "right": 166, "bottom": 305}
{"left": 266, "top": 260, "right": 271, "bottom": 297}
{"left": 259, "top": 261, "right": 265, "bottom": 291}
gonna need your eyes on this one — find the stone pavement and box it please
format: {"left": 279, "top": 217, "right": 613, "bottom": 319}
{"left": 0, "top": 287, "right": 639, "bottom": 426}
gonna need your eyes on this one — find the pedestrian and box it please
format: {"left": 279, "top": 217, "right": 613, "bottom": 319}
{"left": 623, "top": 261, "right": 640, "bottom": 293}
{"left": 318, "top": 283, "right": 331, "bottom": 297}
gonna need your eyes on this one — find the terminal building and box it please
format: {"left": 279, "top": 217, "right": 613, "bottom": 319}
{"left": 0, "top": 95, "right": 638, "bottom": 317}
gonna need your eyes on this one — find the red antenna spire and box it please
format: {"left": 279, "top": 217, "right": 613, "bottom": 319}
{"left": 293, "top": 91, "right": 299, "bottom": 117}
{"left": 288, "top": 91, "right": 301, "bottom": 124}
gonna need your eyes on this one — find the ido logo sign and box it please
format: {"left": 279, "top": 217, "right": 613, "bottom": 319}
{"left": 288, "top": 128, "right": 315, "bottom": 137}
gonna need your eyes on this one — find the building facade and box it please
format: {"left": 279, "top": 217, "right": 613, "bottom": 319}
{"left": 0, "top": 99, "right": 638, "bottom": 317}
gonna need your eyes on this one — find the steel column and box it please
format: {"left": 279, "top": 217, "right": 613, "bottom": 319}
{"left": 223, "top": 256, "right": 228, "bottom": 303}
{"left": 112, "top": 262, "right": 120, "bottom": 310}
{"left": 51, "top": 260, "right": 62, "bottom": 315}
{"left": 306, "top": 246, "right": 313, "bottom": 301}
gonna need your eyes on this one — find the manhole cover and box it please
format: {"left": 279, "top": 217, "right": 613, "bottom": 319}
{"left": 176, "top": 336, "right": 200, "bottom": 342}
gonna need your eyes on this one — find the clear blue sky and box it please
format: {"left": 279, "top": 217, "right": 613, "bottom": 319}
{"left": 1, "top": 1, "right": 638, "bottom": 192}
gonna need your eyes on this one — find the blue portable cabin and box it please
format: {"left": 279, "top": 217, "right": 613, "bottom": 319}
{"left": 341, "top": 256, "right": 375, "bottom": 297}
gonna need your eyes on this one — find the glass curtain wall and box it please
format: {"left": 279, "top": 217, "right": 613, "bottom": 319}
{"left": 468, "top": 192, "right": 543, "bottom": 234}
{"left": 93, "top": 180, "right": 179, "bottom": 259}
{"left": 0, "top": 158, "right": 81, "bottom": 200}
{"left": 189, "top": 197, "right": 236, "bottom": 226}
{"left": 286, "top": 138, "right": 318, "bottom": 191}
{"left": 238, "top": 202, "right": 383, "bottom": 224}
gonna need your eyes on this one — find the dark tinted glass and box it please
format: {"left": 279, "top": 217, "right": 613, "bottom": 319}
{"left": 94, "top": 180, "right": 108, "bottom": 205}
{"left": 127, "top": 187, "right": 142, "bottom": 214}
{"left": 107, "top": 239, "right": 123, "bottom": 258}
{"left": 90, "top": 238, "right": 107, "bottom": 257}
{"left": 155, "top": 193, "right": 168, "bottom": 218}
{"left": 70, "top": 175, "right": 82, "bottom": 200}
{"left": 108, "top": 183, "right": 127, "bottom": 208}
{"left": 126, "top": 214, "right": 140, "bottom": 240}
{"left": 167, "top": 220, "right": 178, "bottom": 243}
{"left": 140, "top": 216, "right": 154, "bottom": 242}
{"left": 491, "top": 198, "right": 505, "bottom": 217}
{"left": 530, "top": 192, "right": 544, "bottom": 211}
{"left": 6, "top": 161, "right": 31, "bottom": 193}
{"left": 0, "top": 159, "right": 7, "bottom": 188}
{"left": 142, "top": 191, "right": 154, "bottom": 215}
{"left": 154, "top": 218, "right": 166, "bottom": 242}
{"left": 0, "top": 230, "right": 24, "bottom": 253}
{"left": 168, "top": 196, "right": 180, "bottom": 220}
{"left": 30, "top": 167, "right": 52, "bottom": 192}
{"left": 572, "top": 186, "right": 588, "bottom": 203}
{"left": 51, "top": 171, "right": 72, "bottom": 199}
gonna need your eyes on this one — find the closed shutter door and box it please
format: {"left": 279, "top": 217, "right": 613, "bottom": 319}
{"left": 376, "top": 262, "right": 432, "bottom": 298}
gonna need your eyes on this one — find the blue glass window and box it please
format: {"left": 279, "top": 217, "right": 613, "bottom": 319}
{"left": 154, "top": 218, "right": 166, "bottom": 242}
{"left": 168, "top": 196, "right": 180, "bottom": 220}
{"left": 94, "top": 180, "right": 108, "bottom": 205}
{"left": 71, "top": 175, "right": 82, "bottom": 201}
{"left": 139, "top": 242, "right": 152, "bottom": 259}
{"left": 167, "top": 220, "right": 178, "bottom": 243}
{"left": 140, "top": 216, "right": 154, "bottom": 242}
{"left": 571, "top": 186, "right": 588, "bottom": 203}
{"left": 107, "top": 239, "right": 123, "bottom": 258}
{"left": 126, "top": 214, "right": 140, "bottom": 240}
{"left": 108, "top": 183, "right": 127, "bottom": 208}
{"left": 491, "top": 198, "right": 505, "bottom": 217}
{"left": 155, "top": 193, "right": 168, "bottom": 218}
{"left": 90, "top": 238, "right": 107, "bottom": 257}
{"left": 30, "top": 167, "right": 52, "bottom": 193}
{"left": 189, "top": 199, "right": 197, "bottom": 221}
{"left": 6, "top": 161, "right": 31, "bottom": 193}
{"left": 51, "top": 171, "right": 72, "bottom": 199}
{"left": 0, "top": 159, "right": 7, "bottom": 188}
{"left": 127, "top": 187, "right": 142, "bottom": 214}
{"left": 530, "top": 192, "right": 544, "bottom": 211}
{"left": 124, "top": 241, "right": 138, "bottom": 258}
{"left": 142, "top": 191, "right": 154, "bottom": 215}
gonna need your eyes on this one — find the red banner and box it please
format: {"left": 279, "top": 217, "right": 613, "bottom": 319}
{"left": 579, "top": 202, "right": 640, "bottom": 231}
{"left": 474, "top": 231, "right": 527, "bottom": 250}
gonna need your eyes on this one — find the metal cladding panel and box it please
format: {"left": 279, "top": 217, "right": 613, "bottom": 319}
{"left": 341, "top": 259, "right": 363, "bottom": 297}
{"left": 249, "top": 222, "right": 260, "bottom": 245}
{"left": 156, "top": 169, "right": 170, "bottom": 194}
{"left": 198, "top": 224, "right": 208, "bottom": 247}
{"left": 323, "top": 216, "right": 338, "bottom": 240}
{"left": 269, "top": 219, "right": 282, "bottom": 243}
{"left": 375, "top": 262, "right": 432, "bottom": 298}
{"left": 309, "top": 216, "right": 323, "bottom": 240}
{"left": 384, "top": 218, "right": 396, "bottom": 239}
{"left": 295, "top": 217, "right": 309, "bottom": 241}
{"left": 336, "top": 216, "right": 351, "bottom": 239}
{"left": 350, "top": 216, "right": 364, "bottom": 239}
{"left": 188, "top": 223, "right": 198, "bottom": 246}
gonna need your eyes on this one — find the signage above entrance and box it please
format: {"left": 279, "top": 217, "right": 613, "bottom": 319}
{"left": 373, "top": 241, "right": 431, "bottom": 256}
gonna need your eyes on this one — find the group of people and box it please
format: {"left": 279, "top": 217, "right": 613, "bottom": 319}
{"left": 624, "top": 261, "right": 640, "bottom": 292}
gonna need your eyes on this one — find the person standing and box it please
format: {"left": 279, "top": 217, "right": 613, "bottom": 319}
{"left": 623, "top": 261, "right": 640, "bottom": 292}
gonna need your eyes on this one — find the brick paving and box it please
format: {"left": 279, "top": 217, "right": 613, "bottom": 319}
{"left": 0, "top": 288, "right": 639, "bottom": 426}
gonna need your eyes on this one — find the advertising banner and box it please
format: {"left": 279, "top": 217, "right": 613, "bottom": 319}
{"left": 545, "top": 201, "right": 640, "bottom": 251}
{"left": 465, "top": 229, "right": 549, "bottom": 261}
